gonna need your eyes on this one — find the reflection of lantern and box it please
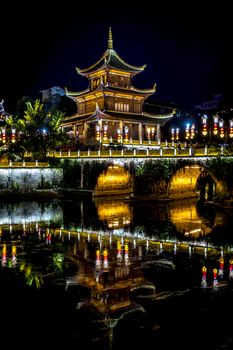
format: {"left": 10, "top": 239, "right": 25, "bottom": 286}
{"left": 219, "top": 257, "right": 224, "bottom": 277}
{"left": 229, "top": 258, "right": 233, "bottom": 279}
{"left": 201, "top": 265, "right": 207, "bottom": 288}
{"left": 2, "top": 244, "right": 7, "bottom": 266}
{"left": 12, "top": 245, "right": 17, "bottom": 265}
{"left": 124, "top": 243, "right": 129, "bottom": 263}
{"left": 219, "top": 119, "right": 224, "bottom": 138}
{"left": 103, "top": 248, "right": 108, "bottom": 269}
{"left": 95, "top": 249, "right": 101, "bottom": 269}
{"left": 213, "top": 115, "right": 219, "bottom": 135}
{"left": 213, "top": 268, "right": 218, "bottom": 287}
{"left": 117, "top": 240, "right": 122, "bottom": 259}
{"left": 202, "top": 115, "right": 208, "bottom": 136}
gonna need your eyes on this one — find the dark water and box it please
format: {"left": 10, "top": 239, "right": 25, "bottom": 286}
{"left": 0, "top": 198, "right": 233, "bottom": 349}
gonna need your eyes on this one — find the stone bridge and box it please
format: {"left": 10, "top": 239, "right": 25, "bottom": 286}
{"left": 61, "top": 156, "right": 233, "bottom": 200}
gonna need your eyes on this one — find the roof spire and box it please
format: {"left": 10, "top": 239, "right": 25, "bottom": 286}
{"left": 108, "top": 27, "right": 113, "bottom": 49}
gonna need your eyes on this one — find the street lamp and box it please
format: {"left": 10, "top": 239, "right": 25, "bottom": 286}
{"left": 185, "top": 123, "right": 190, "bottom": 141}
{"left": 103, "top": 124, "right": 108, "bottom": 142}
{"left": 11, "top": 127, "right": 16, "bottom": 143}
{"left": 229, "top": 120, "right": 233, "bottom": 139}
{"left": 176, "top": 128, "right": 180, "bottom": 141}
{"left": 190, "top": 124, "right": 195, "bottom": 140}
{"left": 124, "top": 126, "right": 129, "bottom": 142}
{"left": 202, "top": 115, "right": 208, "bottom": 136}
{"left": 213, "top": 115, "right": 219, "bottom": 135}
{"left": 171, "top": 128, "right": 175, "bottom": 142}
{"left": 219, "top": 119, "right": 224, "bottom": 140}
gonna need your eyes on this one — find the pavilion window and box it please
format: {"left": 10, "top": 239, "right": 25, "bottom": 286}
{"left": 115, "top": 102, "right": 129, "bottom": 112}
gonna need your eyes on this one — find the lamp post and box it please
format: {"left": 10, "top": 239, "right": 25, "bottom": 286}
{"left": 229, "top": 120, "right": 233, "bottom": 140}
{"left": 219, "top": 119, "right": 224, "bottom": 141}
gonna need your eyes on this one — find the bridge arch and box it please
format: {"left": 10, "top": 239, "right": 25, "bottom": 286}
{"left": 94, "top": 164, "right": 133, "bottom": 196}
{"left": 168, "top": 164, "right": 225, "bottom": 200}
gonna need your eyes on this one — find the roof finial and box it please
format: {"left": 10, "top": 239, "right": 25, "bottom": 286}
{"left": 108, "top": 27, "right": 113, "bottom": 49}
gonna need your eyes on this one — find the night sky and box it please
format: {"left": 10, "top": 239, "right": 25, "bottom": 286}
{"left": 1, "top": 2, "right": 232, "bottom": 113}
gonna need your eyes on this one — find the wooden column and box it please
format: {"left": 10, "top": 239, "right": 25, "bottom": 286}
{"left": 138, "top": 123, "right": 142, "bottom": 144}
{"left": 83, "top": 122, "right": 88, "bottom": 142}
{"left": 157, "top": 124, "right": 161, "bottom": 144}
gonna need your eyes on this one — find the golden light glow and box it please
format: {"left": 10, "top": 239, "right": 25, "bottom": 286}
{"left": 96, "top": 165, "right": 132, "bottom": 192}
{"left": 169, "top": 200, "right": 211, "bottom": 237}
{"left": 96, "top": 200, "right": 132, "bottom": 228}
{"left": 109, "top": 69, "right": 131, "bottom": 76}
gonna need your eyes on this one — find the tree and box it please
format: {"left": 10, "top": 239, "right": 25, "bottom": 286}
{"left": 6, "top": 99, "right": 68, "bottom": 161}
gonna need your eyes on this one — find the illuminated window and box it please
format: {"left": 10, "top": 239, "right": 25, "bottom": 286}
{"left": 115, "top": 102, "right": 129, "bottom": 112}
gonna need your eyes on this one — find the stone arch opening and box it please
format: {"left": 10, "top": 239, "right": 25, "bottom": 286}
{"left": 196, "top": 168, "right": 216, "bottom": 201}
{"left": 94, "top": 164, "right": 133, "bottom": 196}
{"left": 168, "top": 165, "right": 202, "bottom": 199}
{"left": 168, "top": 164, "right": 224, "bottom": 200}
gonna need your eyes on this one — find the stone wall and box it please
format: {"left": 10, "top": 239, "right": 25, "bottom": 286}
{"left": 0, "top": 168, "right": 63, "bottom": 191}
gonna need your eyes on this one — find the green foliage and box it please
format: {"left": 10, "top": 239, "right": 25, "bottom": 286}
{"left": 206, "top": 158, "right": 233, "bottom": 185}
{"left": 135, "top": 159, "right": 179, "bottom": 181}
{"left": 6, "top": 99, "right": 69, "bottom": 161}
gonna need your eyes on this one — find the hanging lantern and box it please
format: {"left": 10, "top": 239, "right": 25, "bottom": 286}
{"left": 190, "top": 124, "right": 195, "bottom": 139}
{"left": 146, "top": 126, "right": 151, "bottom": 140}
{"left": 229, "top": 120, "right": 233, "bottom": 138}
{"left": 202, "top": 115, "right": 208, "bottom": 136}
{"left": 96, "top": 125, "right": 100, "bottom": 141}
{"left": 219, "top": 119, "right": 224, "bottom": 139}
{"left": 176, "top": 128, "right": 179, "bottom": 141}
{"left": 124, "top": 126, "right": 129, "bottom": 142}
{"left": 151, "top": 127, "right": 155, "bottom": 140}
{"left": 2, "top": 128, "right": 6, "bottom": 143}
{"left": 117, "top": 127, "right": 121, "bottom": 143}
{"left": 185, "top": 123, "right": 190, "bottom": 140}
{"left": 171, "top": 128, "right": 175, "bottom": 141}
{"left": 11, "top": 127, "right": 16, "bottom": 143}
{"left": 213, "top": 115, "right": 219, "bottom": 135}
{"left": 103, "top": 124, "right": 108, "bottom": 142}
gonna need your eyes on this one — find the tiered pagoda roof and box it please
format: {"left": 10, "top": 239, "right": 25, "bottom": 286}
{"left": 76, "top": 28, "right": 146, "bottom": 77}
{"left": 63, "top": 28, "right": 175, "bottom": 127}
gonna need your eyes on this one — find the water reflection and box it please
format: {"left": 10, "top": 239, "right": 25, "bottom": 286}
{"left": 168, "top": 199, "right": 212, "bottom": 237}
{"left": 0, "top": 199, "right": 233, "bottom": 348}
{"left": 96, "top": 199, "right": 132, "bottom": 229}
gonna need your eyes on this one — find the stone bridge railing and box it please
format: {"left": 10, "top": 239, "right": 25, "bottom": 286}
{"left": 48, "top": 145, "right": 231, "bottom": 158}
